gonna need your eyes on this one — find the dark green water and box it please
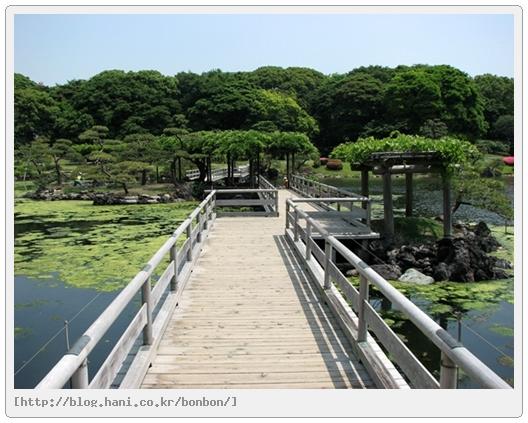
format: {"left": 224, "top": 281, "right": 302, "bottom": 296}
{"left": 14, "top": 199, "right": 196, "bottom": 388}
{"left": 367, "top": 285, "right": 514, "bottom": 388}
{"left": 14, "top": 197, "right": 514, "bottom": 388}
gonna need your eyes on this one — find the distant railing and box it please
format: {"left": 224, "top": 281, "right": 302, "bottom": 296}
{"left": 290, "top": 174, "right": 361, "bottom": 200}
{"left": 290, "top": 174, "right": 372, "bottom": 225}
{"left": 201, "top": 176, "right": 278, "bottom": 217}
{"left": 285, "top": 198, "right": 511, "bottom": 389}
{"left": 186, "top": 164, "right": 250, "bottom": 182}
{"left": 258, "top": 174, "right": 276, "bottom": 190}
{"left": 37, "top": 192, "right": 217, "bottom": 389}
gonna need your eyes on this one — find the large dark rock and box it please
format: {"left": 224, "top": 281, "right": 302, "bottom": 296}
{"left": 473, "top": 221, "right": 501, "bottom": 252}
{"left": 433, "top": 262, "right": 451, "bottom": 281}
{"left": 377, "top": 222, "right": 511, "bottom": 283}
{"left": 493, "top": 258, "right": 513, "bottom": 269}
{"left": 394, "top": 246, "right": 418, "bottom": 270}
{"left": 370, "top": 264, "right": 402, "bottom": 280}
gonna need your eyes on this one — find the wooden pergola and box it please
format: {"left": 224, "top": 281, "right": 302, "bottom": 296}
{"left": 352, "top": 151, "right": 453, "bottom": 242}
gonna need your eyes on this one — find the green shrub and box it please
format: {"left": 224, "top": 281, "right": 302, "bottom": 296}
{"left": 191, "top": 181, "right": 207, "bottom": 199}
{"left": 267, "top": 168, "right": 279, "bottom": 179}
{"left": 475, "top": 139, "right": 510, "bottom": 155}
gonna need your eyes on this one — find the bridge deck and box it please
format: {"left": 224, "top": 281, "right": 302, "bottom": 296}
{"left": 141, "top": 191, "right": 374, "bottom": 389}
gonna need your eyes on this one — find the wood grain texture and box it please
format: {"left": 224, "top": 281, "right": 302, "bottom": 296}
{"left": 140, "top": 190, "right": 374, "bottom": 389}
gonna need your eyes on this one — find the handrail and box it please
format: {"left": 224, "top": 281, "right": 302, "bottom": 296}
{"left": 290, "top": 174, "right": 363, "bottom": 199}
{"left": 37, "top": 191, "right": 217, "bottom": 389}
{"left": 288, "top": 175, "right": 372, "bottom": 225}
{"left": 186, "top": 164, "right": 250, "bottom": 181}
{"left": 285, "top": 198, "right": 511, "bottom": 389}
{"left": 258, "top": 175, "right": 276, "bottom": 190}
{"left": 206, "top": 184, "right": 279, "bottom": 217}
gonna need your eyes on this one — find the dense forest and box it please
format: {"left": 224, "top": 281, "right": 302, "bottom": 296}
{"left": 15, "top": 64, "right": 513, "bottom": 154}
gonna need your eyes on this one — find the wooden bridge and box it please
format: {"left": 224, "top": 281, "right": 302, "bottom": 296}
{"left": 36, "top": 175, "right": 510, "bottom": 390}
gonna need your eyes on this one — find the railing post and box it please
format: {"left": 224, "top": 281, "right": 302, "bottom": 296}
{"left": 186, "top": 222, "right": 193, "bottom": 261}
{"left": 203, "top": 204, "right": 209, "bottom": 230}
{"left": 212, "top": 192, "right": 216, "bottom": 217}
{"left": 294, "top": 208, "right": 299, "bottom": 241}
{"left": 285, "top": 202, "right": 290, "bottom": 229}
{"left": 323, "top": 239, "right": 332, "bottom": 289}
{"left": 196, "top": 214, "right": 203, "bottom": 243}
{"left": 169, "top": 243, "right": 178, "bottom": 292}
{"left": 440, "top": 352, "right": 458, "bottom": 388}
{"left": 274, "top": 191, "right": 279, "bottom": 214}
{"left": 71, "top": 358, "right": 89, "bottom": 389}
{"left": 305, "top": 220, "right": 312, "bottom": 260}
{"left": 142, "top": 276, "right": 153, "bottom": 345}
{"left": 358, "top": 274, "right": 369, "bottom": 342}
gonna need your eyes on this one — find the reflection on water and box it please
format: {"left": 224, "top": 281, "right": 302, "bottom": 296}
{"left": 14, "top": 276, "right": 139, "bottom": 388}
{"left": 14, "top": 200, "right": 196, "bottom": 388}
{"left": 370, "top": 292, "right": 514, "bottom": 388}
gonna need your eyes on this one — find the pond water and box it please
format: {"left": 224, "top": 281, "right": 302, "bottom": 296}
{"left": 14, "top": 175, "right": 514, "bottom": 389}
{"left": 366, "top": 279, "right": 514, "bottom": 388}
{"left": 326, "top": 173, "right": 515, "bottom": 388}
{"left": 14, "top": 199, "right": 196, "bottom": 388}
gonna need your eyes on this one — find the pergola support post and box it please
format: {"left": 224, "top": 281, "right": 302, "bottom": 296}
{"left": 405, "top": 173, "right": 413, "bottom": 217}
{"left": 382, "top": 167, "right": 394, "bottom": 243}
{"left": 360, "top": 168, "right": 369, "bottom": 210}
{"left": 442, "top": 170, "right": 452, "bottom": 238}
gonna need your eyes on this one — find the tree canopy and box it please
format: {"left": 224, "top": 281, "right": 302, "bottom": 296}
{"left": 14, "top": 64, "right": 513, "bottom": 153}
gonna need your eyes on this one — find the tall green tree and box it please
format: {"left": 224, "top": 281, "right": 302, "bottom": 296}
{"left": 14, "top": 87, "right": 60, "bottom": 146}
{"left": 246, "top": 66, "right": 326, "bottom": 109}
{"left": 493, "top": 115, "right": 514, "bottom": 153}
{"left": 249, "top": 89, "right": 318, "bottom": 136}
{"left": 311, "top": 73, "right": 384, "bottom": 153}
{"left": 65, "top": 70, "right": 181, "bottom": 137}
{"left": 16, "top": 137, "right": 55, "bottom": 189}
{"left": 474, "top": 74, "right": 514, "bottom": 141}
{"left": 428, "top": 65, "right": 486, "bottom": 139}
{"left": 186, "top": 79, "right": 260, "bottom": 130}
{"left": 48, "top": 139, "right": 79, "bottom": 185}
{"left": 122, "top": 133, "right": 160, "bottom": 185}
{"left": 385, "top": 68, "right": 443, "bottom": 133}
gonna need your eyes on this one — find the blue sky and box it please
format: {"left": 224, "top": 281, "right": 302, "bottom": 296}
{"left": 14, "top": 13, "right": 514, "bottom": 86}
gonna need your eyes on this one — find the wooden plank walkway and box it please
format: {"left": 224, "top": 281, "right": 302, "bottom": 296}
{"left": 141, "top": 190, "right": 375, "bottom": 389}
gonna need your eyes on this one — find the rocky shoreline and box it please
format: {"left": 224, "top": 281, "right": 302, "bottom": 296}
{"left": 345, "top": 222, "right": 512, "bottom": 283}
{"left": 23, "top": 186, "right": 196, "bottom": 205}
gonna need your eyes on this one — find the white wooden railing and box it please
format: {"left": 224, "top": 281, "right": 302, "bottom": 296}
{"left": 290, "top": 174, "right": 361, "bottom": 199}
{"left": 290, "top": 174, "right": 372, "bottom": 225}
{"left": 36, "top": 181, "right": 282, "bottom": 389}
{"left": 37, "top": 192, "right": 217, "bottom": 389}
{"left": 285, "top": 197, "right": 511, "bottom": 389}
{"left": 186, "top": 164, "right": 250, "bottom": 181}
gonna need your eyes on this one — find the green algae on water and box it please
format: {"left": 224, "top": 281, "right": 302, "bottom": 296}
{"left": 489, "top": 324, "right": 514, "bottom": 337}
{"left": 14, "top": 327, "right": 32, "bottom": 339}
{"left": 14, "top": 200, "right": 197, "bottom": 292}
